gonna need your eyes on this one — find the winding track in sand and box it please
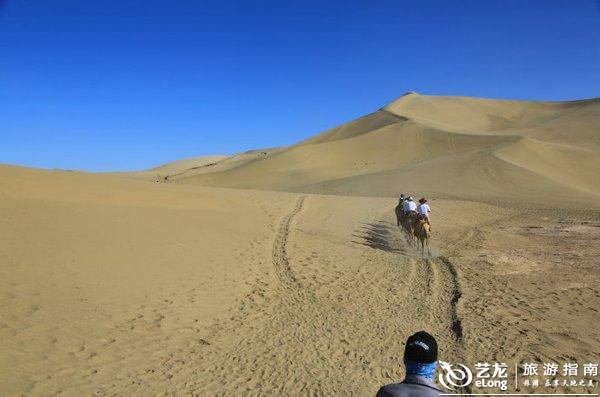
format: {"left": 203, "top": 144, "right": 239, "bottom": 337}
{"left": 182, "top": 195, "right": 470, "bottom": 395}
{"left": 268, "top": 195, "right": 468, "bottom": 393}
{"left": 272, "top": 195, "right": 307, "bottom": 292}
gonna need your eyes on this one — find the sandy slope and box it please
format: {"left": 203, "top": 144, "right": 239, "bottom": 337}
{"left": 2, "top": 164, "right": 598, "bottom": 396}
{"left": 1, "top": 93, "right": 599, "bottom": 396}
{"left": 0, "top": 164, "right": 295, "bottom": 395}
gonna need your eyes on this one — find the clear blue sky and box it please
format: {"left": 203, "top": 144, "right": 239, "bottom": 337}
{"left": 1, "top": 0, "right": 599, "bottom": 171}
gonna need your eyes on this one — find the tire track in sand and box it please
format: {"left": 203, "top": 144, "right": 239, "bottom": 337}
{"left": 190, "top": 199, "right": 468, "bottom": 395}
{"left": 361, "top": 212, "right": 469, "bottom": 392}
{"left": 373, "top": 214, "right": 465, "bottom": 345}
{"left": 426, "top": 255, "right": 470, "bottom": 393}
{"left": 272, "top": 195, "right": 307, "bottom": 292}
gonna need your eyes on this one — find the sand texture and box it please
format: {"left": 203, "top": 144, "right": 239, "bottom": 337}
{"left": 1, "top": 93, "right": 599, "bottom": 396}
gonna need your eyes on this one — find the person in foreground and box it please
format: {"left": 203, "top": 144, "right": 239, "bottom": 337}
{"left": 375, "top": 331, "right": 443, "bottom": 397}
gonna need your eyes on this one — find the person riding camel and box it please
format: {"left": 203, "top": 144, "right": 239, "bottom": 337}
{"left": 398, "top": 194, "right": 406, "bottom": 207}
{"left": 402, "top": 196, "right": 417, "bottom": 215}
{"left": 395, "top": 194, "right": 408, "bottom": 226}
{"left": 417, "top": 197, "right": 431, "bottom": 231}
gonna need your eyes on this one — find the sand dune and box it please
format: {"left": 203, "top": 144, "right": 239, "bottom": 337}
{"left": 288, "top": 149, "right": 600, "bottom": 204}
{"left": 1, "top": 93, "right": 599, "bottom": 396}
{"left": 172, "top": 93, "right": 600, "bottom": 207}
{"left": 0, "top": 164, "right": 296, "bottom": 395}
{"left": 494, "top": 137, "right": 600, "bottom": 196}
{"left": 383, "top": 93, "right": 600, "bottom": 139}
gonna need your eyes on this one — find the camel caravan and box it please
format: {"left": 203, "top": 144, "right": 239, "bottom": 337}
{"left": 395, "top": 195, "right": 431, "bottom": 256}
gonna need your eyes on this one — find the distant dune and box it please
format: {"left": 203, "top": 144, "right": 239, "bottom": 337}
{"left": 168, "top": 93, "right": 600, "bottom": 207}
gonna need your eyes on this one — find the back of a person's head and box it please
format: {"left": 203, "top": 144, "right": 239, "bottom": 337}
{"left": 404, "top": 331, "right": 438, "bottom": 364}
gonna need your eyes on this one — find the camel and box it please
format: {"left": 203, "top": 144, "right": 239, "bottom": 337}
{"left": 414, "top": 219, "right": 431, "bottom": 256}
{"left": 395, "top": 204, "right": 404, "bottom": 227}
{"left": 402, "top": 212, "right": 417, "bottom": 244}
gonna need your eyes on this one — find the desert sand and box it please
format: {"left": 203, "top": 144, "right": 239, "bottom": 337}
{"left": 1, "top": 93, "right": 599, "bottom": 396}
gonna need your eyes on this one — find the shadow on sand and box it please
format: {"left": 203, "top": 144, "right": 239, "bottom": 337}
{"left": 351, "top": 220, "right": 406, "bottom": 254}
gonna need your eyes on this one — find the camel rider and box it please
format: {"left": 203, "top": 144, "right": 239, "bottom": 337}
{"left": 402, "top": 196, "right": 417, "bottom": 215}
{"left": 398, "top": 194, "right": 406, "bottom": 207}
{"left": 417, "top": 197, "right": 431, "bottom": 230}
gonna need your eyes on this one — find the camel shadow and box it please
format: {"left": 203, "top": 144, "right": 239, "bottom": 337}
{"left": 352, "top": 220, "right": 406, "bottom": 253}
